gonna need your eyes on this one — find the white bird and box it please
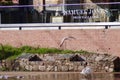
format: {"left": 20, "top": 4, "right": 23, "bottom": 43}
{"left": 16, "top": 76, "right": 24, "bottom": 79}
{"left": 0, "top": 75, "right": 3, "bottom": 79}
{"left": 80, "top": 63, "right": 93, "bottom": 79}
{"left": 59, "top": 36, "right": 76, "bottom": 47}
{"left": 81, "top": 66, "right": 92, "bottom": 75}
{"left": 3, "top": 75, "right": 9, "bottom": 79}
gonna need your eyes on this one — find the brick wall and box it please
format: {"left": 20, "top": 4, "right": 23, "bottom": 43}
{"left": 0, "top": 29, "right": 120, "bottom": 57}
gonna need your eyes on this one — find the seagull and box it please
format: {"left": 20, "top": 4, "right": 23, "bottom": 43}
{"left": 3, "top": 75, "right": 9, "bottom": 79}
{"left": 81, "top": 66, "right": 92, "bottom": 75}
{"left": 80, "top": 63, "right": 93, "bottom": 79}
{"left": 16, "top": 76, "right": 24, "bottom": 79}
{"left": 0, "top": 75, "right": 3, "bottom": 79}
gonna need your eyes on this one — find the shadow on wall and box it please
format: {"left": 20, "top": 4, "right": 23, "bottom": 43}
{"left": 113, "top": 57, "right": 120, "bottom": 72}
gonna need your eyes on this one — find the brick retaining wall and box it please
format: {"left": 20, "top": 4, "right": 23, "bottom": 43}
{"left": 0, "top": 29, "right": 120, "bottom": 56}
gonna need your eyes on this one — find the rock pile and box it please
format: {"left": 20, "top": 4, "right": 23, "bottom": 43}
{"left": 12, "top": 53, "right": 120, "bottom": 72}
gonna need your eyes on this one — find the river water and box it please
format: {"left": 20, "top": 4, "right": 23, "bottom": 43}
{"left": 0, "top": 72, "right": 120, "bottom": 80}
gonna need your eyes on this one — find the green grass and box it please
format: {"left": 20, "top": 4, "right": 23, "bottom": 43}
{"left": 0, "top": 45, "right": 93, "bottom": 60}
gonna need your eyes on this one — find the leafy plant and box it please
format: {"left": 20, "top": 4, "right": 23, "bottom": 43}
{"left": 0, "top": 1, "right": 14, "bottom": 5}
{"left": 0, "top": 45, "right": 94, "bottom": 60}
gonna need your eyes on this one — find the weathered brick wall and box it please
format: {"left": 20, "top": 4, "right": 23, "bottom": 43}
{"left": 0, "top": 29, "right": 120, "bottom": 57}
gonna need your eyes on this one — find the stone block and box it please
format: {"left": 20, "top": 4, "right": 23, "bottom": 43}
{"left": 39, "top": 65, "right": 46, "bottom": 71}
{"left": 46, "top": 65, "right": 54, "bottom": 71}
{"left": 61, "top": 66, "right": 68, "bottom": 71}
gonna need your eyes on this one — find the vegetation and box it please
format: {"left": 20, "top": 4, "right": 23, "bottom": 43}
{"left": 0, "top": 45, "right": 93, "bottom": 60}
{"left": 0, "top": 45, "right": 95, "bottom": 71}
{"left": 0, "top": 1, "right": 14, "bottom": 5}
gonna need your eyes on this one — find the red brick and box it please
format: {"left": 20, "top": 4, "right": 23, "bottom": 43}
{"left": 0, "top": 29, "right": 120, "bottom": 57}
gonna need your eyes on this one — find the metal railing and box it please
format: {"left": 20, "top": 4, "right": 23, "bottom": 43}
{"left": 0, "top": 22, "right": 120, "bottom": 30}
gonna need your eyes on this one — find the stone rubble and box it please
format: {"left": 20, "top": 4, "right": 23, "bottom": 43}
{"left": 0, "top": 53, "right": 120, "bottom": 72}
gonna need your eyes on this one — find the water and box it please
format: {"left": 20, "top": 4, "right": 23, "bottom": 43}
{"left": 0, "top": 72, "right": 120, "bottom": 80}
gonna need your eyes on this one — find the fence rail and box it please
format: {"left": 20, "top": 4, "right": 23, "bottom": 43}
{"left": 0, "top": 2, "right": 120, "bottom": 8}
{"left": 0, "top": 22, "right": 120, "bottom": 30}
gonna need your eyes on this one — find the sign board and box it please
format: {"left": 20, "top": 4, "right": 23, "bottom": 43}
{"left": 51, "top": 16, "right": 63, "bottom": 23}
{"left": 0, "top": 2, "right": 120, "bottom": 24}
